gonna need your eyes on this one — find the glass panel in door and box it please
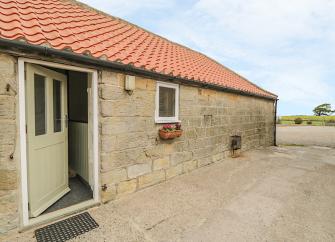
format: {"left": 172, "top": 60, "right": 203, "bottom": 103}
{"left": 34, "top": 74, "right": 46, "bottom": 136}
{"left": 53, "top": 80, "right": 62, "bottom": 133}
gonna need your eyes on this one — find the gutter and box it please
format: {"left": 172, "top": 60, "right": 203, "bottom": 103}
{"left": 0, "top": 38, "right": 277, "bottom": 101}
{"left": 274, "top": 99, "right": 278, "bottom": 146}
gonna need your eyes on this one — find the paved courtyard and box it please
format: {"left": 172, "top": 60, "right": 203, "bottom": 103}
{"left": 7, "top": 145, "right": 335, "bottom": 241}
{"left": 277, "top": 125, "right": 335, "bottom": 147}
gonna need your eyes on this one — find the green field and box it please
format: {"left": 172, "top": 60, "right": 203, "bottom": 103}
{"left": 279, "top": 115, "right": 335, "bottom": 126}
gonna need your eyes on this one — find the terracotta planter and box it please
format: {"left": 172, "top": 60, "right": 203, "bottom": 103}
{"left": 159, "top": 130, "right": 176, "bottom": 140}
{"left": 174, "top": 130, "right": 183, "bottom": 137}
{"left": 159, "top": 129, "right": 183, "bottom": 139}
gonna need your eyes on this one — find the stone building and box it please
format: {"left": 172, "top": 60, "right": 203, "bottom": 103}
{"left": 0, "top": 0, "right": 277, "bottom": 237}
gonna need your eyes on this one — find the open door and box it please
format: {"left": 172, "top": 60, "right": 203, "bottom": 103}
{"left": 26, "top": 63, "right": 70, "bottom": 217}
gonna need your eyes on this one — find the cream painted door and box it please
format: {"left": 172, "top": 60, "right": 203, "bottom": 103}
{"left": 26, "top": 63, "right": 70, "bottom": 217}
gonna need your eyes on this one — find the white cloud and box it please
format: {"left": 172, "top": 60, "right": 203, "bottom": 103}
{"left": 155, "top": 0, "right": 335, "bottom": 114}
{"left": 194, "top": 0, "right": 335, "bottom": 45}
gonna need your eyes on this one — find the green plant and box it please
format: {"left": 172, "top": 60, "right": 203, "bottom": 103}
{"left": 325, "top": 120, "right": 335, "bottom": 126}
{"left": 294, "top": 117, "right": 303, "bottom": 124}
{"left": 330, "top": 119, "right": 335, "bottom": 123}
{"left": 313, "top": 103, "right": 334, "bottom": 116}
{"left": 307, "top": 120, "right": 312, "bottom": 125}
{"left": 161, "top": 124, "right": 175, "bottom": 132}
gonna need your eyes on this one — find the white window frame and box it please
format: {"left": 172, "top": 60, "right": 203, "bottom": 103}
{"left": 18, "top": 58, "right": 100, "bottom": 229}
{"left": 155, "top": 81, "right": 180, "bottom": 123}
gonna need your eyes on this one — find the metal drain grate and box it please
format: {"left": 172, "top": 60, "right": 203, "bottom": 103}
{"left": 35, "top": 212, "right": 99, "bottom": 242}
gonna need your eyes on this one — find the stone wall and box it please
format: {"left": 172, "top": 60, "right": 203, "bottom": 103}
{"left": 0, "top": 52, "right": 275, "bottom": 236}
{"left": 0, "top": 53, "right": 19, "bottom": 237}
{"left": 99, "top": 71, "right": 275, "bottom": 202}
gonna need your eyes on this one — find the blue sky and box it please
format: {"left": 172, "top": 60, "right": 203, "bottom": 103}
{"left": 81, "top": 0, "right": 335, "bottom": 116}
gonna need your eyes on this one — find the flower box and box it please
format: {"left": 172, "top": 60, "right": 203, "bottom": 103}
{"left": 158, "top": 123, "right": 183, "bottom": 140}
{"left": 174, "top": 130, "right": 183, "bottom": 137}
{"left": 159, "top": 129, "right": 176, "bottom": 140}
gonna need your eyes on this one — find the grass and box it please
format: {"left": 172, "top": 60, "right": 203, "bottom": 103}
{"left": 280, "top": 115, "right": 335, "bottom": 121}
{"left": 279, "top": 115, "right": 335, "bottom": 126}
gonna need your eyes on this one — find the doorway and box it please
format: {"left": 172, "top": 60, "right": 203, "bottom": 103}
{"left": 18, "top": 58, "right": 99, "bottom": 227}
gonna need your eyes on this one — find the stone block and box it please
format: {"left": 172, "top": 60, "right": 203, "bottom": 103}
{"left": 180, "top": 86, "right": 198, "bottom": 101}
{"left": 0, "top": 170, "right": 17, "bottom": 190}
{"left": 153, "top": 157, "right": 170, "bottom": 170}
{"left": 193, "top": 147, "right": 212, "bottom": 160}
{"left": 101, "top": 71, "right": 124, "bottom": 86}
{"left": 172, "top": 141, "right": 188, "bottom": 152}
{"left": 100, "top": 99, "right": 135, "bottom": 117}
{"left": 101, "top": 135, "right": 117, "bottom": 153}
{"left": 0, "top": 144, "right": 16, "bottom": 170}
{"left": 101, "top": 148, "right": 151, "bottom": 170}
{"left": 212, "top": 148, "right": 224, "bottom": 160}
{"left": 166, "top": 164, "right": 183, "bottom": 179}
{"left": 198, "top": 156, "right": 213, "bottom": 167}
{"left": 145, "top": 144, "right": 174, "bottom": 158}
{"left": 101, "top": 168, "right": 127, "bottom": 185}
{"left": 134, "top": 77, "right": 147, "bottom": 90}
{"left": 0, "top": 213, "right": 18, "bottom": 236}
{"left": 100, "top": 84, "right": 127, "bottom": 100}
{"left": 183, "top": 160, "right": 198, "bottom": 173}
{"left": 0, "top": 190, "right": 17, "bottom": 213}
{"left": 185, "top": 129, "right": 197, "bottom": 139}
{"left": 101, "top": 184, "right": 117, "bottom": 203}
{"left": 0, "top": 96, "right": 15, "bottom": 119}
{"left": 170, "top": 151, "right": 192, "bottom": 166}
{"left": 134, "top": 91, "right": 155, "bottom": 117}
{"left": 0, "top": 121, "right": 15, "bottom": 146}
{"left": 101, "top": 117, "right": 146, "bottom": 135}
{"left": 127, "top": 163, "right": 151, "bottom": 179}
{"left": 135, "top": 77, "right": 155, "bottom": 91}
{"left": 116, "top": 132, "right": 149, "bottom": 150}
{"left": 138, "top": 170, "right": 165, "bottom": 188}
{"left": 0, "top": 54, "right": 16, "bottom": 96}
{"left": 117, "top": 179, "right": 137, "bottom": 195}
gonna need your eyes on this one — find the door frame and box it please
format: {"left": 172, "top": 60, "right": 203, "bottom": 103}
{"left": 18, "top": 57, "right": 100, "bottom": 228}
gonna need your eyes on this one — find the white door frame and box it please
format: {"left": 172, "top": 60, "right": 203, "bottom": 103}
{"left": 18, "top": 57, "right": 100, "bottom": 227}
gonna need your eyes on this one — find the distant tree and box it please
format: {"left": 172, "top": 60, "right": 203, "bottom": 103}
{"left": 313, "top": 103, "right": 334, "bottom": 116}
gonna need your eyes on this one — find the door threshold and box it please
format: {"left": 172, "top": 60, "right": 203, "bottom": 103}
{"left": 20, "top": 199, "right": 100, "bottom": 232}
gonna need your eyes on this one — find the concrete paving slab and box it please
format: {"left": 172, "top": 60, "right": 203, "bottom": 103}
{"left": 277, "top": 125, "right": 335, "bottom": 147}
{"left": 6, "top": 146, "right": 335, "bottom": 242}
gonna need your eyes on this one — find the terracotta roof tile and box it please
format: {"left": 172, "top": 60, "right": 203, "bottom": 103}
{"left": 0, "top": 0, "right": 276, "bottom": 99}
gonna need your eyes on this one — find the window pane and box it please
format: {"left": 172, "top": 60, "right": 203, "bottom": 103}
{"left": 53, "top": 80, "right": 62, "bottom": 132}
{"left": 159, "top": 86, "right": 175, "bottom": 117}
{"left": 34, "top": 74, "right": 46, "bottom": 136}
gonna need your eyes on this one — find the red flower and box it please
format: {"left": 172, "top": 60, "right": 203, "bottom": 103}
{"left": 162, "top": 124, "right": 174, "bottom": 131}
{"left": 175, "top": 123, "right": 181, "bottom": 130}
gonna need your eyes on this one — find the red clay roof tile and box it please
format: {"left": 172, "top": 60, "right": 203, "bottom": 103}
{"left": 0, "top": 0, "right": 276, "bottom": 99}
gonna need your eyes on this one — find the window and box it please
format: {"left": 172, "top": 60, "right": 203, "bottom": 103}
{"left": 155, "top": 82, "right": 179, "bottom": 123}
{"left": 34, "top": 74, "right": 46, "bottom": 136}
{"left": 53, "top": 79, "right": 62, "bottom": 132}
